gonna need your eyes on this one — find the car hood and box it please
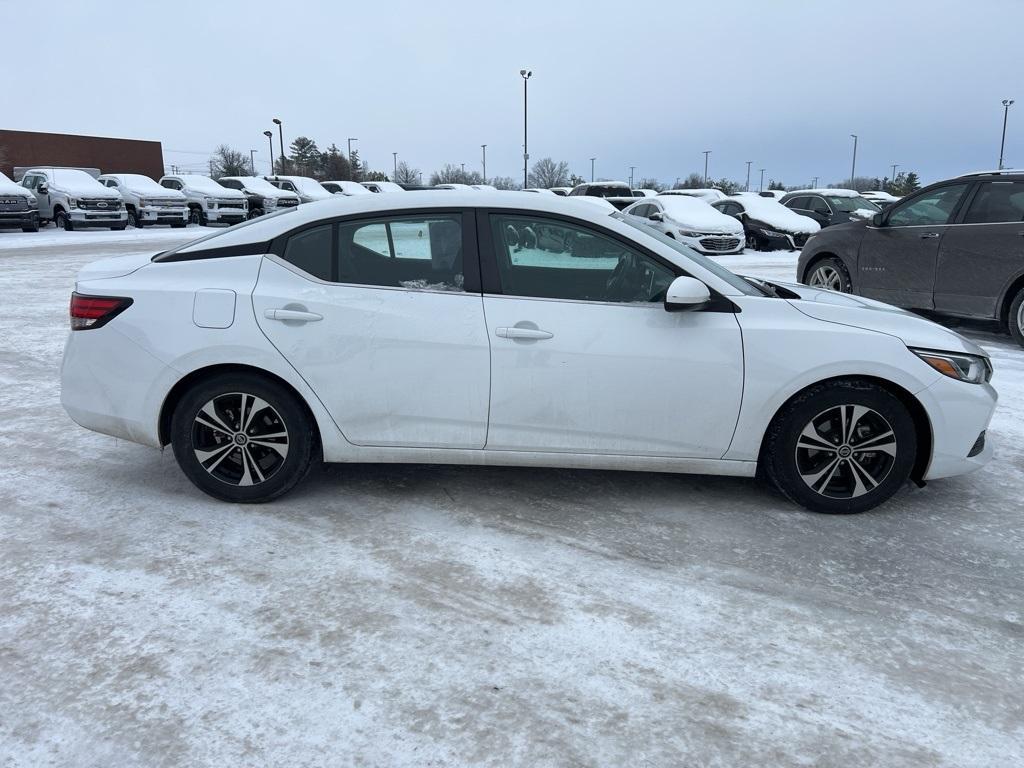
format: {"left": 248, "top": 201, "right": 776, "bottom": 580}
{"left": 0, "top": 179, "right": 34, "bottom": 199}
{"left": 775, "top": 280, "right": 987, "bottom": 357}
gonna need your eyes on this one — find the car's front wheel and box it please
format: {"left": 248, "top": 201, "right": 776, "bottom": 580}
{"left": 170, "top": 373, "right": 317, "bottom": 502}
{"left": 762, "top": 380, "right": 917, "bottom": 514}
{"left": 806, "top": 256, "right": 851, "bottom": 292}
{"left": 1008, "top": 287, "right": 1024, "bottom": 348}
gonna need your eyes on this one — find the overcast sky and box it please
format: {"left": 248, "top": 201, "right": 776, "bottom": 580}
{"left": 3, "top": 0, "right": 1020, "bottom": 186}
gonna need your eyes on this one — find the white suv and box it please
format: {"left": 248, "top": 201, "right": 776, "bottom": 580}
{"left": 20, "top": 167, "right": 127, "bottom": 230}
{"left": 98, "top": 174, "right": 188, "bottom": 228}
{"left": 158, "top": 174, "right": 248, "bottom": 226}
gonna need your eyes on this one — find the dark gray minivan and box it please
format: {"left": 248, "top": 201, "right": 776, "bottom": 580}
{"left": 797, "top": 170, "right": 1024, "bottom": 346}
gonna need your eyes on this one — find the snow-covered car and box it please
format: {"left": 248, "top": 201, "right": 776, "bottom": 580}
{"left": 217, "top": 177, "right": 300, "bottom": 218}
{"left": 435, "top": 183, "right": 475, "bottom": 190}
{"left": 714, "top": 194, "right": 820, "bottom": 250}
{"left": 0, "top": 170, "right": 40, "bottom": 232}
{"left": 760, "top": 190, "right": 787, "bottom": 201}
{"left": 549, "top": 187, "right": 571, "bottom": 196}
{"left": 321, "top": 180, "right": 372, "bottom": 196}
{"left": 568, "top": 181, "right": 637, "bottom": 210}
{"left": 361, "top": 181, "right": 405, "bottom": 193}
{"left": 780, "top": 189, "right": 881, "bottom": 228}
{"left": 625, "top": 195, "right": 744, "bottom": 254}
{"left": 159, "top": 174, "right": 247, "bottom": 226}
{"left": 264, "top": 175, "right": 334, "bottom": 204}
{"left": 20, "top": 167, "right": 127, "bottom": 230}
{"left": 60, "top": 191, "right": 997, "bottom": 514}
{"left": 524, "top": 188, "right": 557, "bottom": 195}
{"left": 471, "top": 184, "right": 498, "bottom": 192}
{"left": 661, "top": 189, "right": 728, "bottom": 203}
{"left": 861, "top": 190, "right": 901, "bottom": 208}
{"left": 98, "top": 173, "right": 188, "bottom": 228}
{"left": 633, "top": 189, "right": 659, "bottom": 197}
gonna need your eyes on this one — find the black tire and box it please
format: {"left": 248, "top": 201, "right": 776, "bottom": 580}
{"left": 805, "top": 256, "right": 852, "bottom": 292}
{"left": 745, "top": 231, "right": 762, "bottom": 251}
{"left": 22, "top": 223, "right": 39, "bottom": 233}
{"left": 127, "top": 209, "right": 139, "bottom": 228}
{"left": 189, "top": 207, "right": 206, "bottom": 226}
{"left": 762, "top": 379, "right": 917, "bottom": 514}
{"left": 170, "top": 373, "right": 317, "bottom": 503}
{"left": 1009, "top": 287, "right": 1024, "bottom": 348}
{"left": 55, "top": 209, "right": 73, "bottom": 231}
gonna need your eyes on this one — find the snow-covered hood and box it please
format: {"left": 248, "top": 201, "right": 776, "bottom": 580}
{"left": 42, "top": 171, "right": 121, "bottom": 198}
{"left": 658, "top": 197, "right": 743, "bottom": 235}
{"left": 776, "top": 281, "right": 986, "bottom": 356}
{"left": 0, "top": 177, "right": 35, "bottom": 200}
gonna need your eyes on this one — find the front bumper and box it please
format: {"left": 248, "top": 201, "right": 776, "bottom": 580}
{"left": 680, "top": 234, "right": 744, "bottom": 255}
{"left": 205, "top": 207, "right": 247, "bottom": 223}
{"left": 69, "top": 209, "right": 128, "bottom": 226}
{"left": 0, "top": 210, "right": 38, "bottom": 227}
{"left": 139, "top": 205, "right": 188, "bottom": 223}
{"left": 918, "top": 374, "right": 997, "bottom": 480}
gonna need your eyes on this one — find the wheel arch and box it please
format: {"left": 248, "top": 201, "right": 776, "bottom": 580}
{"left": 158, "top": 363, "right": 322, "bottom": 452}
{"left": 757, "top": 375, "right": 933, "bottom": 484}
{"left": 997, "top": 272, "right": 1024, "bottom": 328}
{"left": 799, "top": 251, "right": 845, "bottom": 284}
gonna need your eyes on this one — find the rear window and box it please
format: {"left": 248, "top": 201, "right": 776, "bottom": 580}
{"left": 151, "top": 207, "right": 296, "bottom": 262}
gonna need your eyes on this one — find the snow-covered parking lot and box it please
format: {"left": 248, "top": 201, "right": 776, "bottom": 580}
{"left": 1, "top": 228, "right": 1022, "bottom": 767}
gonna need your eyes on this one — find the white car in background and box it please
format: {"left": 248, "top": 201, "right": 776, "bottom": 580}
{"left": 714, "top": 193, "right": 820, "bottom": 250}
{"left": 60, "top": 191, "right": 996, "bottom": 514}
{"left": 322, "top": 180, "right": 372, "bottom": 196}
{"left": 362, "top": 181, "right": 405, "bottom": 193}
{"left": 661, "top": 188, "right": 727, "bottom": 203}
{"left": 264, "top": 175, "right": 334, "bottom": 203}
{"left": 626, "top": 195, "right": 744, "bottom": 254}
{"left": 549, "top": 187, "right": 571, "bottom": 196}
{"left": 159, "top": 174, "right": 247, "bottom": 226}
{"left": 435, "top": 183, "right": 475, "bottom": 190}
{"left": 524, "top": 188, "right": 557, "bottom": 195}
{"left": 861, "top": 190, "right": 901, "bottom": 207}
{"left": 471, "top": 184, "right": 498, "bottom": 192}
{"left": 20, "top": 167, "right": 127, "bottom": 230}
{"left": 98, "top": 173, "right": 188, "bottom": 228}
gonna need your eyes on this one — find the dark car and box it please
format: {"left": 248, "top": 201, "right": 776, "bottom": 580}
{"left": 780, "top": 190, "right": 880, "bottom": 228}
{"left": 797, "top": 170, "right": 1024, "bottom": 346}
{"left": 569, "top": 182, "right": 637, "bottom": 210}
{"left": 712, "top": 195, "right": 820, "bottom": 251}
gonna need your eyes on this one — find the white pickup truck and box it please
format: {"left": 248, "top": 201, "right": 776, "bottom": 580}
{"left": 98, "top": 174, "right": 188, "bottom": 228}
{"left": 158, "top": 174, "right": 248, "bottom": 226}
{"left": 18, "top": 167, "right": 127, "bottom": 230}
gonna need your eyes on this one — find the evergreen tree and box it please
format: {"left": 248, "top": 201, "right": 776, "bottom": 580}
{"left": 319, "top": 144, "right": 351, "bottom": 181}
{"left": 288, "top": 136, "right": 321, "bottom": 177}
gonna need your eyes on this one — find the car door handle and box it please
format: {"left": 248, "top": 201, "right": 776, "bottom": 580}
{"left": 919, "top": 232, "right": 941, "bottom": 239}
{"left": 264, "top": 308, "right": 323, "bottom": 322}
{"left": 495, "top": 326, "right": 553, "bottom": 340}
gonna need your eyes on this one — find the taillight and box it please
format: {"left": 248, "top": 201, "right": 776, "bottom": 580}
{"left": 69, "top": 292, "right": 133, "bottom": 330}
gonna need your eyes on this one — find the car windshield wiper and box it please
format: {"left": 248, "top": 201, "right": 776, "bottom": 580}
{"left": 742, "top": 276, "right": 780, "bottom": 298}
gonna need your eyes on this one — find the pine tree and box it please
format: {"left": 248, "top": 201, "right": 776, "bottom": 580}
{"left": 319, "top": 144, "right": 351, "bottom": 181}
{"left": 288, "top": 137, "right": 321, "bottom": 177}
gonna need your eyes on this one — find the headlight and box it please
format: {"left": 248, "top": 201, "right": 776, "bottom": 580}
{"left": 911, "top": 349, "right": 992, "bottom": 384}
{"left": 68, "top": 198, "right": 78, "bottom": 209}
{"left": 760, "top": 228, "right": 789, "bottom": 238}
{"left": 138, "top": 197, "right": 148, "bottom": 207}
{"left": 679, "top": 230, "right": 703, "bottom": 238}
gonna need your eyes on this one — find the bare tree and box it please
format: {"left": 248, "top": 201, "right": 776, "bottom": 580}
{"left": 210, "top": 145, "right": 251, "bottom": 178}
{"left": 395, "top": 161, "right": 420, "bottom": 185}
{"left": 528, "top": 157, "right": 570, "bottom": 189}
{"left": 489, "top": 176, "right": 520, "bottom": 190}
{"left": 637, "top": 177, "right": 665, "bottom": 192}
{"left": 429, "top": 164, "right": 483, "bottom": 185}
{"left": 673, "top": 172, "right": 706, "bottom": 189}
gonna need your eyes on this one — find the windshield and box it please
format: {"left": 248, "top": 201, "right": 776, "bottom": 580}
{"left": 118, "top": 174, "right": 164, "bottom": 191}
{"left": 614, "top": 213, "right": 763, "bottom": 296}
{"left": 180, "top": 176, "right": 232, "bottom": 194}
{"left": 52, "top": 169, "right": 102, "bottom": 186}
{"left": 238, "top": 177, "right": 283, "bottom": 194}
{"left": 827, "top": 195, "right": 880, "bottom": 212}
{"left": 583, "top": 185, "right": 632, "bottom": 198}
{"left": 292, "top": 178, "right": 328, "bottom": 194}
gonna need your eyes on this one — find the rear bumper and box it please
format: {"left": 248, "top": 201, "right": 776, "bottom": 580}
{"left": 918, "top": 375, "right": 997, "bottom": 480}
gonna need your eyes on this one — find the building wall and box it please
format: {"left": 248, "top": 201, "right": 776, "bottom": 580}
{"left": 0, "top": 130, "right": 164, "bottom": 181}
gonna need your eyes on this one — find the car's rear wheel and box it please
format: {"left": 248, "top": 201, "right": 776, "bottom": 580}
{"left": 806, "top": 256, "right": 851, "bottom": 292}
{"left": 763, "top": 380, "right": 917, "bottom": 514}
{"left": 1008, "top": 287, "right": 1024, "bottom": 348}
{"left": 170, "top": 373, "right": 316, "bottom": 503}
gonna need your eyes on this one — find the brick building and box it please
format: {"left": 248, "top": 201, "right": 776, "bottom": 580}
{"left": 0, "top": 129, "right": 164, "bottom": 180}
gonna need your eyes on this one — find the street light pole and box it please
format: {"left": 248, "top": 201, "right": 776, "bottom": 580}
{"left": 759, "top": 168, "right": 766, "bottom": 192}
{"left": 249, "top": 150, "right": 257, "bottom": 176}
{"left": 629, "top": 166, "right": 636, "bottom": 188}
{"left": 520, "top": 69, "right": 532, "bottom": 189}
{"left": 890, "top": 163, "right": 899, "bottom": 191}
{"left": 263, "top": 131, "right": 274, "bottom": 175}
{"left": 999, "top": 99, "right": 1015, "bottom": 169}
{"left": 812, "top": 176, "right": 819, "bottom": 188}
{"left": 745, "top": 161, "right": 752, "bottom": 191}
{"left": 393, "top": 152, "right": 398, "bottom": 181}
{"left": 703, "top": 150, "right": 711, "bottom": 186}
{"left": 347, "top": 138, "right": 358, "bottom": 179}
{"left": 272, "top": 118, "right": 284, "bottom": 175}
{"left": 849, "top": 133, "right": 858, "bottom": 188}
{"left": 590, "top": 157, "right": 595, "bottom": 182}
{"left": 481, "top": 145, "right": 487, "bottom": 183}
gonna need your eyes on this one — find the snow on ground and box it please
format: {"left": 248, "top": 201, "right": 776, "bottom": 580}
{"left": 1, "top": 230, "right": 1022, "bottom": 767}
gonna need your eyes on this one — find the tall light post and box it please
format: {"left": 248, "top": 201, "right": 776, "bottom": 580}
{"left": 393, "top": 152, "right": 398, "bottom": 181}
{"left": 812, "top": 176, "right": 819, "bottom": 188}
{"left": 849, "top": 133, "right": 858, "bottom": 188}
{"left": 590, "top": 157, "right": 596, "bottom": 182}
{"left": 481, "top": 144, "right": 487, "bottom": 183}
{"left": 272, "top": 118, "right": 284, "bottom": 174}
{"left": 263, "top": 131, "right": 274, "bottom": 175}
{"left": 745, "top": 160, "right": 752, "bottom": 191}
{"left": 347, "top": 138, "right": 358, "bottom": 179}
{"left": 890, "top": 163, "right": 899, "bottom": 191}
{"left": 759, "top": 168, "right": 766, "bottom": 192}
{"left": 249, "top": 149, "right": 257, "bottom": 175}
{"left": 703, "top": 150, "right": 711, "bottom": 186}
{"left": 629, "top": 166, "right": 636, "bottom": 188}
{"left": 999, "top": 99, "right": 1014, "bottom": 169}
{"left": 520, "top": 69, "right": 532, "bottom": 189}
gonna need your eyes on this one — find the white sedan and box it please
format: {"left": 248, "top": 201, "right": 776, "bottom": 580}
{"left": 624, "top": 195, "right": 745, "bottom": 255}
{"left": 61, "top": 192, "right": 997, "bottom": 513}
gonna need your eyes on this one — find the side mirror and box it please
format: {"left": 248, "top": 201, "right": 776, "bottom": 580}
{"left": 649, "top": 212, "right": 664, "bottom": 222}
{"left": 871, "top": 213, "right": 885, "bottom": 227}
{"left": 664, "top": 276, "right": 711, "bottom": 312}
{"left": 38, "top": 183, "right": 48, "bottom": 194}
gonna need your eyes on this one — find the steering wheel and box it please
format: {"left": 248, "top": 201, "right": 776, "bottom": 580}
{"left": 605, "top": 252, "right": 643, "bottom": 302}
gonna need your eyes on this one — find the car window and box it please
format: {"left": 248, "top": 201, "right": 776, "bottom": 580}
{"left": 219, "top": 179, "right": 240, "bottom": 190}
{"left": 489, "top": 214, "right": 675, "bottom": 304}
{"left": 786, "top": 197, "right": 807, "bottom": 210}
{"left": 809, "top": 197, "right": 831, "bottom": 215}
{"left": 827, "top": 196, "right": 878, "bottom": 213}
{"left": 282, "top": 224, "right": 333, "bottom": 281}
{"left": 888, "top": 184, "right": 969, "bottom": 226}
{"left": 24, "top": 175, "right": 39, "bottom": 190}
{"left": 629, "top": 204, "right": 651, "bottom": 218}
{"left": 339, "top": 216, "right": 464, "bottom": 292}
{"left": 963, "top": 181, "right": 1024, "bottom": 224}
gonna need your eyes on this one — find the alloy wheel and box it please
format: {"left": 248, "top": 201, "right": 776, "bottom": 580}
{"left": 809, "top": 264, "right": 843, "bottom": 291}
{"left": 191, "top": 392, "right": 289, "bottom": 486}
{"left": 794, "top": 404, "right": 898, "bottom": 499}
